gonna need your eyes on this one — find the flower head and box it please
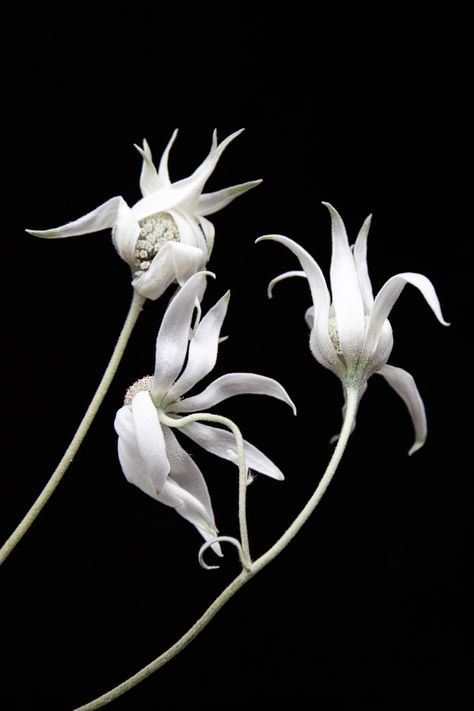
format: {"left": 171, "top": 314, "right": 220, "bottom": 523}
{"left": 27, "top": 130, "right": 261, "bottom": 300}
{"left": 114, "top": 273, "right": 295, "bottom": 544}
{"left": 258, "top": 203, "right": 449, "bottom": 454}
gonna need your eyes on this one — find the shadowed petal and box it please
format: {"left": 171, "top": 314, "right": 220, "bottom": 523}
{"left": 26, "top": 196, "right": 127, "bottom": 239}
{"left": 175, "top": 372, "right": 296, "bottom": 415}
{"left": 323, "top": 202, "right": 365, "bottom": 361}
{"left": 197, "top": 180, "right": 262, "bottom": 216}
{"left": 152, "top": 272, "right": 208, "bottom": 399}
{"left": 115, "top": 406, "right": 157, "bottom": 500}
{"left": 377, "top": 364, "right": 427, "bottom": 455}
{"left": 353, "top": 214, "right": 374, "bottom": 309}
{"left": 112, "top": 200, "right": 141, "bottom": 265}
{"left": 180, "top": 422, "right": 284, "bottom": 480}
{"left": 158, "top": 478, "right": 218, "bottom": 542}
{"left": 169, "top": 291, "right": 230, "bottom": 400}
{"left": 133, "top": 242, "right": 205, "bottom": 301}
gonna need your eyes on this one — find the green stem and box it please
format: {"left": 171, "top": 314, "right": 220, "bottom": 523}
{"left": 74, "top": 387, "right": 359, "bottom": 710}
{"left": 0, "top": 291, "right": 145, "bottom": 567}
{"left": 159, "top": 411, "right": 251, "bottom": 566}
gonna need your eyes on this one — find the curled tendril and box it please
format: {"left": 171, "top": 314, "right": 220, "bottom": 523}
{"left": 199, "top": 536, "right": 252, "bottom": 572}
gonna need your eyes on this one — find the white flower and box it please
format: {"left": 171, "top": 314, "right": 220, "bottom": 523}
{"left": 27, "top": 130, "right": 261, "bottom": 300}
{"left": 259, "top": 202, "right": 449, "bottom": 455}
{"left": 114, "top": 273, "right": 296, "bottom": 544}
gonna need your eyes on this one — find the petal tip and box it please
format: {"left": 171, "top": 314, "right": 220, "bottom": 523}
{"left": 408, "top": 439, "right": 425, "bottom": 456}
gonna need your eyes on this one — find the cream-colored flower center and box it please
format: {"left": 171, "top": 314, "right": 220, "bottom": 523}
{"left": 124, "top": 375, "right": 154, "bottom": 405}
{"left": 134, "top": 212, "right": 180, "bottom": 278}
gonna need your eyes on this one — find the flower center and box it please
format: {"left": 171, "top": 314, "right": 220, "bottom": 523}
{"left": 134, "top": 212, "right": 180, "bottom": 278}
{"left": 124, "top": 375, "right": 154, "bottom": 405}
{"left": 328, "top": 317, "right": 343, "bottom": 355}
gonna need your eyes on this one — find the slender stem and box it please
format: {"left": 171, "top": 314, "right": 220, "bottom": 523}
{"left": 159, "top": 411, "right": 251, "bottom": 566}
{"left": 75, "top": 387, "right": 359, "bottom": 710}
{"left": 0, "top": 291, "right": 145, "bottom": 567}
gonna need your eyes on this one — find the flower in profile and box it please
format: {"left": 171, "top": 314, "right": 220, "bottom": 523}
{"left": 114, "top": 273, "right": 296, "bottom": 544}
{"left": 27, "top": 130, "right": 261, "bottom": 300}
{"left": 258, "top": 202, "right": 449, "bottom": 454}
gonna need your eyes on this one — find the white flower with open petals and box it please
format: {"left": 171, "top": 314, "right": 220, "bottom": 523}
{"left": 259, "top": 202, "right": 449, "bottom": 455}
{"left": 27, "top": 130, "right": 261, "bottom": 300}
{"left": 114, "top": 273, "right": 296, "bottom": 544}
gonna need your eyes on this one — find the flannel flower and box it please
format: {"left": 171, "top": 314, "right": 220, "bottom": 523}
{"left": 259, "top": 202, "right": 449, "bottom": 454}
{"left": 114, "top": 273, "right": 296, "bottom": 544}
{"left": 27, "top": 130, "right": 260, "bottom": 300}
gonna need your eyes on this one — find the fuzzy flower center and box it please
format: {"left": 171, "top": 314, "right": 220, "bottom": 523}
{"left": 134, "top": 212, "right": 180, "bottom": 278}
{"left": 328, "top": 317, "right": 343, "bottom": 355}
{"left": 124, "top": 375, "right": 154, "bottom": 405}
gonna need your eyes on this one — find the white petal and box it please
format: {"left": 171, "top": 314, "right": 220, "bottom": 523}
{"left": 157, "top": 130, "right": 178, "bottom": 188}
{"left": 376, "top": 364, "right": 427, "bottom": 455}
{"left": 175, "top": 372, "right": 296, "bottom": 415}
{"left": 305, "top": 306, "right": 314, "bottom": 330}
{"left": 135, "top": 139, "right": 160, "bottom": 197}
{"left": 256, "top": 235, "right": 339, "bottom": 372}
{"left": 131, "top": 391, "right": 170, "bottom": 492}
{"left": 115, "top": 406, "right": 157, "bottom": 500}
{"left": 170, "top": 209, "right": 207, "bottom": 252}
{"left": 267, "top": 270, "right": 306, "bottom": 299}
{"left": 362, "top": 271, "right": 449, "bottom": 363}
{"left": 198, "top": 216, "right": 215, "bottom": 257}
{"left": 353, "top": 214, "right": 374, "bottom": 309}
{"left": 158, "top": 477, "right": 218, "bottom": 541}
{"left": 26, "top": 196, "right": 126, "bottom": 238}
{"left": 132, "top": 241, "right": 205, "bottom": 300}
{"left": 197, "top": 180, "right": 262, "bottom": 216}
{"left": 163, "top": 427, "right": 216, "bottom": 527}
{"left": 168, "top": 291, "right": 230, "bottom": 400}
{"left": 111, "top": 199, "right": 141, "bottom": 265}
{"left": 152, "top": 272, "right": 208, "bottom": 399}
{"left": 180, "top": 422, "right": 285, "bottom": 480}
{"left": 323, "top": 202, "right": 366, "bottom": 362}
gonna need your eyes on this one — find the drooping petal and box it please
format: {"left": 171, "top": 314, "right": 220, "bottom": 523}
{"left": 267, "top": 270, "right": 307, "bottom": 299}
{"left": 197, "top": 180, "right": 262, "bottom": 216}
{"left": 152, "top": 272, "right": 208, "bottom": 399}
{"left": 376, "top": 364, "right": 427, "bottom": 455}
{"left": 26, "top": 196, "right": 126, "bottom": 239}
{"left": 111, "top": 200, "right": 141, "bottom": 265}
{"left": 362, "top": 272, "right": 450, "bottom": 364}
{"left": 157, "top": 477, "right": 218, "bottom": 542}
{"left": 132, "top": 241, "right": 205, "bottom": 300}
{"left": 168, "top": 291, "right": 230, "bottom": 401}
{"left": 135, "top": 139, "right": 160, "bottom": 197}
{"left": 115, "top": 406, "right": 157, "bottom": 500}
{"left": 174, "top": 372, "right": 296, "bottom": 415}
{"left": 257, "top": 235, "right": 339, "bottom": 372}
{"left": 323, "top": 202, "right": 366, "bottom": 362}
{"left": 163, "top": 427, "right": 216, "bottom": 527}
{"left": 180, "top": 422, "right": 284, "bottom": 480}
{"left": 353, "top": 214, "right": 374, "bottom": 309}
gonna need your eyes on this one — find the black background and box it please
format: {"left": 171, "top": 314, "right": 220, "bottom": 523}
{"left": 1, "top": 27, "right": 472, "bottom": 708}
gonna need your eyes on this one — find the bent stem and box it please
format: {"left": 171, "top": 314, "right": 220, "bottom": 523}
{"left": 0, "top": 290, "right": 145, "bottom": 567}
{"left": 75, "top": 387, "right": 359, "bottom": 711}
{"left": 159, "top": 411, "right": 251, "bottom": 567}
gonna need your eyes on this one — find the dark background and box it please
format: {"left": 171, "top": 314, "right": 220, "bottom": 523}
{"left": 1, "top": 115, "right": 472, "bottom": 708}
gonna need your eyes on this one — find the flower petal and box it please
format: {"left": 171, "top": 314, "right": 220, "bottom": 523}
{"left": 198, "top": 216, "right": 215, "bottom": 257}
{"left": 168, "top": 291, "right": 230, "bottom": 401}
{"left": 135, "top": 139, "right": 160, "bottom": 197}
{"left": 362, "top": 272, "right": 450, "bottom": 363}
{"left": 163, "top": 427, "right": 216, "bottom": 528}
{"left": 323, "top": 202, "right": 366, "bottom": 361}
{"left": 267, "top": 270, "right": 306, "bottom": 299}
{"left": 175, "top": 372, "right": 296, "bottom": 415}
{"left": 115, "top": 406, "right": 157, "bottom": 500}
{"left": 376, "top": 364, "right": 427, "bottom": 455}
{"left": 170, "top": 209, "right": 207, "bottom": 252}
{"left": 157, "top": 129, "right": 179, "bottom": 188}
{"left": 197, "top": 180, "right": 262, "bottom": 216}
{"left": 132, "top": 241, "right": 205, "bottom": 300}
{"left": 111, "top": 200, "right": 141, "bottom": 265}
{"left": 26, "top": 196, "right": 126, "bottom": 238}
{"left": 180, "top": 422, "right": 284, "bottom": 480}
{"left": 152, "top": 272, "right": 208, "bottom": 399}
{"left": 256, "top": 235, "right": 339, "bottom": 372}
{"left": 353, "top": 214, "right": 374, "bottom": 309}
{"left": 158, "top": 477, "right": 218, "bottom": 542}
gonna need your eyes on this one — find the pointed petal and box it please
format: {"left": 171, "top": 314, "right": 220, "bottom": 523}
{"left": 180, "top": 422, "right": 284, "bottom": 480}
{"left": 152, "top": 272, "right": 208, "bottom": 398}
{"left": 111, "top": 199, "right": 141, "bottom": 265}
{"left": 197, "top": 180, "right": 262, "bottom": 216}
{"left": 377, "top": 364, "right": 427, "bottom": 455}
{"left": 353, "top": 214, "right": 374, "bottom": 309}
{"left": 257, "top": 235, "right": 340, "bottom": 373}
{"left": 168, "top": 291, "right": 230, "bottom": 400}
{"left": 114, "top": 392, "right": 170, "bottom": 498}
{"left": 163, "top": 427, "right": 216, "bottom": 527}
{"left": 267, "top": 270, "right": 306, "bottom": 299}
{"left": 362, "top": 272, "right": 450, "bottom": 363}
{"left": 132, "top": 241, "right": 205, "bottom": 300}
{"left": 157, "top": 129, "right": 178, "bottom": 188}
{"left": 26, "top": 196, "right": 126, "bottom": 238}
{"left": 158, "top": 477, "right": 218, "bottom": 541}
{"left": 323, "top": 202, "right": 366, "bottom": 361}
{"left": 175, "top": 372, "right": 296, "bottom": 415}
{"left": 135, "top": 139, "right": 161, "bottom": 196}
{"left": 198, "top": 216, "right": 215, "bottom": 257}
